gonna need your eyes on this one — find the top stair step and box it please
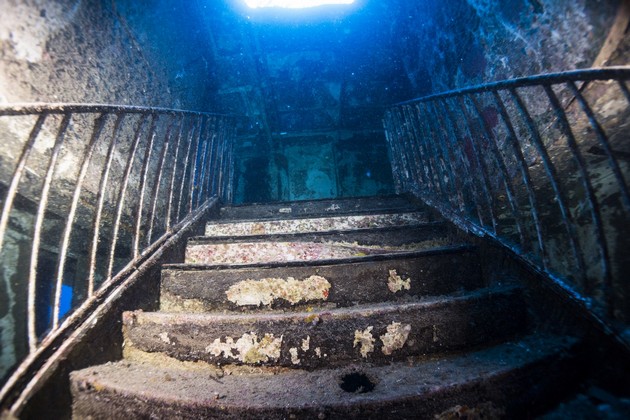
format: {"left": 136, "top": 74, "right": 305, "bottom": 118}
{"left": 205, "top": 211, "right": 429, "bottom": 237}
{"left": 218, "top": 195, "right": 422, "bottom": 221}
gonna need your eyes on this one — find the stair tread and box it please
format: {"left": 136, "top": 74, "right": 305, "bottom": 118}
{"left": 123, "top": 286, "right": 526, "bottom": 368}
{"left": 185, "top": 224, "right": 460, "bottom": 265}
{"left": 71, "top": 333, "right": 579, "bottom": 417}
{"left": 160, "top": 246, "right": 483, "bottom": 312}
{"left": 218, "top": 195, "right": 421, "bottom": 221}
{"left": 205, "top": 211, "right": 430, "bottom": 237}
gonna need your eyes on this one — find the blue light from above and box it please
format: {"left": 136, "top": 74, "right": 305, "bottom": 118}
{"left": 244, "top": 0, "right": 355, "bottom": 9}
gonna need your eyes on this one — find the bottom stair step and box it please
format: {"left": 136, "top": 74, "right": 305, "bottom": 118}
{"left": 71, "top": 334, "right": 580, "bottom": 419}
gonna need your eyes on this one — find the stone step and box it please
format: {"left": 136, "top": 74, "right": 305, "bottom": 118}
{"left": 71, "top": 334, "right": 580, "bottom": 419}
{"left": 219, "top": 194, "right": 421, "bottom": 221}
{"left": 185, "top": 224, "right": 458, "bottom": 265}
{"left": 205, "top": 211, "right": 429, "bottom": 237}
{"left": 123, "top": 286, "right": 526, "bottom": 368}
{"left": 161, "top": 245, "right": 482, "bottom": 312}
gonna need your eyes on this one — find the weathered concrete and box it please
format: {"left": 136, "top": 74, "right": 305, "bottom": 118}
{"left": 185, "top": 224, "right": 456, "bottom": 265}
{"left": 161, "top": 247, "right": 483, "bottom": 312}
{"left": 71, "top": 334, "right": 580, "bottom": 419}
{"left": 218, "top": 195, "right": 422, "bottom": 221}
{"left": 205, "top": 211, "right": 429, "bottom": 237}
{"left": 123, "top": 287, "right": 526, "bottom": 368}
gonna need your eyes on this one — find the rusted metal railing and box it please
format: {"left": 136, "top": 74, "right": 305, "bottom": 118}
{"left": 0, "top": 103, "right": 236, "bottom": 384}
{"left": 384, "top": 67, "right": 630, "bottom": 331}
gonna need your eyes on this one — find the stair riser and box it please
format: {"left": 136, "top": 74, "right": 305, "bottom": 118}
{"left": 205, "top": 212, "right": 429, "bottom": 237}
{"left": 161, "top": 250, "right": 482, "bottom": 312}
{"left": 124, "top": 289, "right": 526, "bottom": 368}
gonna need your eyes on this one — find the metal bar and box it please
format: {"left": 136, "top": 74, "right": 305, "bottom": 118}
{"left": 453, "top": 96, "right": 500, "bottom": 234}
{"left": 0, "top": 102, "right": 239, "bottom": 117}
{"left": 175, "top": 117, "right": 200, "bottom": 224}
{"left": 132, "top": 115, "right": 159, "bottom": 259}
{"left": 401, "top": 105, "right": 425, "bottom": 188}
{"left": 508, "top": 87, "right": 588, "bottom": 283}
{"left": 389, "top": 109, "right": 412, "bottom": 190}
{"left": 468, "top": 93, "right": 526, "bottom": 248}
{"left": 437, "top": 98, "right": 487, "bottom": 225}
{"left": 417, "top": 103, "right": 452, "bottom": 202}
{"left": 394, "top": 66, "right": 630, "bottom": 106}
{"left": 165, "top": 116, "right": 188, "bottom": 232}
{"left": 146, "top": 115, "right": 177, "bottom": 246}
{"left": 544, "top": 85, "right": 612, "bottom": 305}
{"left": 216, "top": 123, "right": 229, "bottom": 200}
{"left": 402, "top": 106, "right": 431, "bottom": 188}
{"left": 0, "top": 114, "right": 47, "bottom": 253}
{"left": 409, "top": 104, "right": 441, "bottom": 195}
{"left": 567, "top": 81, "right": 630, "bottom": 211}
{"left": 82, "top": 114, "right": 125, "bottom": 322}
{"left": 106, "top": 115, "right": 148, "bottom": 280}
{"left": 210, "top": 119, "right": 224, "bottom": 197}
{"left": 491, "top": 91, "right": 548, "bottom": 268}
{"left": 27, "top": 113, "right": 71, "bottom": 350}
{"left": 383, "top": 115, "right": 406, "bottom": 193}
{"left": 189, "top": 116, "right": 208, "bottom": 210}
{"left": 197, "top": 118, "right": 214, "bottom": 204}
{"left": 383, "top": 115, "right": 403, "bottom": 192}
{"left": 56, "top": 114, "right": 108, "bottom": 299}
{"left": 425, "top": 101, "right": 466, "bottom": 213}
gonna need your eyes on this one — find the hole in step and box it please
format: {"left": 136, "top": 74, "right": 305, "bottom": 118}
{"left": 339, "top": 372, "right": 376, "bottom": 393}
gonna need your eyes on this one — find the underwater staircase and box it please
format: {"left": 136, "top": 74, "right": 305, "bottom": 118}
{"left": 69, "top": 195, "right": 583, "bottom": 418}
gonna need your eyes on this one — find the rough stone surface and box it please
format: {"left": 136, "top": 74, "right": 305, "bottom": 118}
{"left": 161, "top": 247, "right": 483, "bottom": 312}
{"left": 205, "top": 211, "right": 429, "bottom": 237}
{"left": 123, "top": 287, "right": 527, "bottom": 368}
{"left": 71, "top": 334, "right": 580, "bottom": 419}
{"left": 185, "top": 224, "right": 455, "bottom": 265}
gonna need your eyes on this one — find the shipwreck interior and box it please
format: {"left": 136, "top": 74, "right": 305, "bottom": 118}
{"left": 0, "top": 0, "right": 630, "bottom": 418}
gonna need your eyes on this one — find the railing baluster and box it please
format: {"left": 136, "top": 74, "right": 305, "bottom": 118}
{"left": 188, "top": 117, "right": 205, "bottom": 213}
{"left": 0, "top": 114, "right": 47, "bottom": 254}
{"left": 27, "top": 113, "right": 71, "bottom": 348}
{"left": 425, "top": 102, "right": 466, "bottom": 213}
{"left": 508, "top": 87, "right": 588, "bottom": 287}
{"left": 417, "top": 103, "right": 454, "bottom": 204}
{"left": 133, "top": 115, "right": 160, "bottom": 259}
{"left": 196, "top": 118, "right": 214, "bottom": 205}
{"left": 437, "top": 98, "right": 487, "bottom": 226}
{"left": 383, "top": 114, "right": 405, "bottom": 193}
{"left": 83, "top": 114, "right": 125, "bottom": 322}
{"left": 175, "top": 117, "right": 200, "bottom": 224}
{"left": 468, "top": 94, "right": 526, "bottom": 248}
{"left": 566, "top": 81, "right": 630, "bottom": 211}
{"left": 147, "top": 115, "right": 177, "bottom": 246}
{"left": 491, "top": 91, "right": 548, "bottom": 268}
{"left": 107, "top": 115, "right": 148, "bottom": 280}
{"left": 58, "top": 114, "right": 108, "bottom": 300}
{"left": 165, "top": 116, "right": 189, "bottom": 232}
{"left": 454, "top": 96, "right": 501, "bottom": 234}
{"left": 409, "top": 105, "right": 441, "bottom": 196}
{"left": 544, "top": 85, "right": 612, "bottom": 308}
